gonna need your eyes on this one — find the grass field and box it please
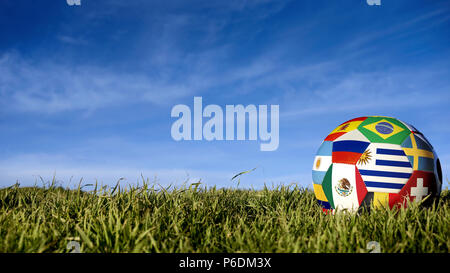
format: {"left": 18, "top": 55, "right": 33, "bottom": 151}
{"left": 0, "top": 181, "right": 449, "bottom": 253}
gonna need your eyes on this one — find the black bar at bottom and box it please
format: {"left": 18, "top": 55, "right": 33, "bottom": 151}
{"left": 0, "top": 253, "right": 446, "bottom": 272}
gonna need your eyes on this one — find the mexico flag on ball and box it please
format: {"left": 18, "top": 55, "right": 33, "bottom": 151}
{"left": 322, "top": 163, "right": 368, "bottom": 212}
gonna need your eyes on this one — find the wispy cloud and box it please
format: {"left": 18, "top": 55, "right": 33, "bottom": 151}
{"left": 343, "top": 8, "right": 449, "bottom": 51}
{"left": 0, "top": 52, "right": 203, "bottom": 113}
{"left": 57, "top": 35, "right": 89, "bottom": 46}
{"left": 280, "top": 64, "right": 450, "bottom": 119}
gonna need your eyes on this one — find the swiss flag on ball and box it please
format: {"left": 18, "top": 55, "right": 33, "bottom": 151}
{"left": 389, "top": 170, "right": 437, "bottom": 208}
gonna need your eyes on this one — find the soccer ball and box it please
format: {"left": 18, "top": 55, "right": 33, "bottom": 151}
{"left": 312, "top": 116, "right": 442, "bottom": 212}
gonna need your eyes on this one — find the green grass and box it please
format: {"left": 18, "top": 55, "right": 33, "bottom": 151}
{"left": 0, "top": 181, "right": 449, "bottom": 253}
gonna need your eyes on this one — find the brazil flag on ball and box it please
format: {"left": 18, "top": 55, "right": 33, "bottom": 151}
{"left": 358, "top": 117, "right": 411, "bottom": 145}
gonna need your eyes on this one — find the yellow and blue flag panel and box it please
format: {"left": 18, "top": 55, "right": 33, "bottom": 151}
{"left": 313, "top": 183, "right": 331, "bottom": 210}
{"left": 401, "top": 133, "right": 434, "bottom": 172}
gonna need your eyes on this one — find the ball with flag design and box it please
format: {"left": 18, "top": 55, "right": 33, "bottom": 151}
{"left": 312, "top": 116, "right": 442, "bottom": 213}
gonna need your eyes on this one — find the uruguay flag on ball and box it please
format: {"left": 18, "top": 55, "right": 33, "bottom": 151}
{"left": 357, "top": 143, "right": 413, "bottom": 193}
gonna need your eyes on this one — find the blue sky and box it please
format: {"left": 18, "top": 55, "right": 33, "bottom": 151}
{"left": 0, "top": 0, "right": 449, "bottom": 189}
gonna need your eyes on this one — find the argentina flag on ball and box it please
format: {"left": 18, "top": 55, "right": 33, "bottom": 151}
{"left": 312, "top": 141, "right": 333, "bottom": 185}
{"left": 356, "top": 143, "right": 413, "bottom": 193}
